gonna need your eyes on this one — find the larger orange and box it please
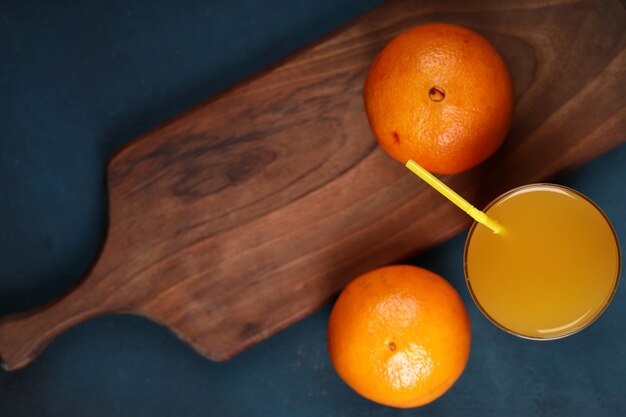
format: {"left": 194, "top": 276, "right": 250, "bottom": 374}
{"left": 364, "top": 23, "right": 513, "bottom": 174}
{"left": 327, "top": 265, "right": 471, "bottom": 408}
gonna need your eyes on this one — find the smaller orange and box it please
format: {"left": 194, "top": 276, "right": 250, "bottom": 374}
{"left": 364, "top": 23, "right": 514, "bottom": 174}
{"left": 328, "top": 265, "right": 471, "bottom": 408}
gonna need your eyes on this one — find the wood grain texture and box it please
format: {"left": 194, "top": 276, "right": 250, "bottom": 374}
{"left": 1, "top": 0, "right": 625, "bottom": 371}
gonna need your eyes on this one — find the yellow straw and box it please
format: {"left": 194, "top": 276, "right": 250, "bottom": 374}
{"left": 405, "top": 159, "right": 504, "bottom": 234}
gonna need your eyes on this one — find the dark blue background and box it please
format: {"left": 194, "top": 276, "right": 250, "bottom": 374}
{"left": 1, "top": 1, "right": 624, "bottom": 416}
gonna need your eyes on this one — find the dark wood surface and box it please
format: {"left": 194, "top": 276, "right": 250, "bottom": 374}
{"left": 1, "top": 0, "right": 624, "bottom": 371}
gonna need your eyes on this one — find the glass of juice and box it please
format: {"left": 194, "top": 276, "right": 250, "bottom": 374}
{"left": 464, "top": 183, "right": 621, "bottom": 339}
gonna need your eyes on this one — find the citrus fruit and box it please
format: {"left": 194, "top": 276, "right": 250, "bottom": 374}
{"left": 327, "top": 265, "right": 471, "bottom": 408}
{"left": 364, "top": 23, "right": 514, "bottom": 174}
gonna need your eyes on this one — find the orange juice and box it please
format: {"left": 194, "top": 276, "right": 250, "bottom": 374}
{"left": 465, "top": 184, "right": 621, "bottom": 339}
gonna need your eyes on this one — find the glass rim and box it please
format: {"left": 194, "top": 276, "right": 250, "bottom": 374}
{"left": 463, "top": 183, "right": 622, "bottom": 341}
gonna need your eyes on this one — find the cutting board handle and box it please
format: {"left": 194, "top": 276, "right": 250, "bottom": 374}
{"left": 0, "top": 263, "right": 117, "bottom": 371}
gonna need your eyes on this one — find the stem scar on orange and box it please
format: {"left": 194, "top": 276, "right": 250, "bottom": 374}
{"left": 364, "top": 23, "right": 514, "bottom": 174}
{"left": 327, "top": 265, "right": 471, "bottom": 408}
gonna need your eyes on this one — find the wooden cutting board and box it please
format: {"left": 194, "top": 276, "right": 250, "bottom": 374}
{"left": 1, "top": 0, "right": 625, "bottom": 371}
